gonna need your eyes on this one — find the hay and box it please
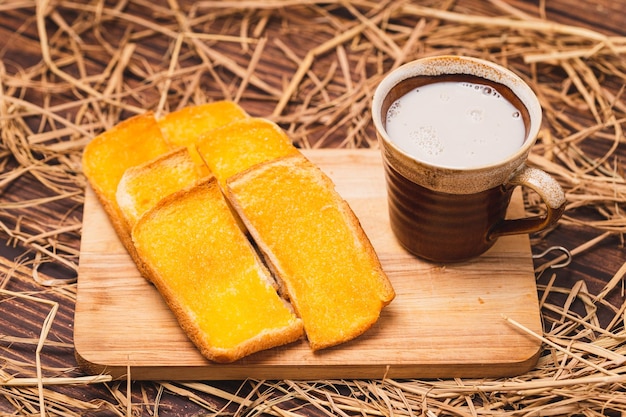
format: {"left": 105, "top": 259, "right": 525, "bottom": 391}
{"left": 0, "top": 0, "right": 625, "bottom": 415}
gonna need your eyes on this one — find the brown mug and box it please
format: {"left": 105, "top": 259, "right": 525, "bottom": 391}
{"left": 372, "top": 55, "right": 566, "bottom": 262}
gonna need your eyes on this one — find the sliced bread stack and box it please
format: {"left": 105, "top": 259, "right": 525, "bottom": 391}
{"left": 82, "top": 102, "right": 395, "bottom": 362}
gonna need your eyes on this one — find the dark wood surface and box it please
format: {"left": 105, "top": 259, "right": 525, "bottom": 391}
{"left": 1, "top": 0, "right": 624, "bottom": 415}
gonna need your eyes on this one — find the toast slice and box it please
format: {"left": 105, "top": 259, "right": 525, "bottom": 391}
{"left": 82, "top": 111, "right": 172, "bottom": 254}
{"left": 195, "top": 117, "right": 300, "bottom": 186}
{"left": 158, "top": 101, "right": 248, "bottom": 174}
{"left": 116, "top": 147, "right": 205, "bottom": 228}
{"left": 226, "top": 154, "right": 395, "bottom": 350}
{"left": 131, "top": 177, "right": 304, "bottom": 363}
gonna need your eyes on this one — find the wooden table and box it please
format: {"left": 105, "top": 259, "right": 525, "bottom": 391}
{"left": 1, "top": 1, "right": 624, "bottom": 415}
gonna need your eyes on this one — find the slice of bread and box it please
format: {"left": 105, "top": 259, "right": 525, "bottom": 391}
{"left": 132, "top": 177, "right": 304, "bottom": 363}
{"left": 158, "top": 101, "right": 248, "bottom": 148}
{"left": 116, "top": 147, "right": 205, "bottom": 228}
{"left": 195, "top": 117, "right": 300, "bottom": 186}
{"left": 158, "top": 101, "right": 248, "bottom": 174}
{"left": 225, "top": 154, "right": 395, "bottom": 350}
{"left": 82, "top": 111, "right": 172, "bottom": 253}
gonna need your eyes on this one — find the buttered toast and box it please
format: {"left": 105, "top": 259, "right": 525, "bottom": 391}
{"left": 157, "top": 101, "right": 248, "bottom": 175}
{"left": 82, "top": 112, "right": 172, "bottom": 257}
{"left": 226, "top": 154, "right": 395, "bottom": 350}
{"left": 196, "top": 117, "right": 300, "bottom": 186}
{"left": 131, "top": 177, "right": 304, "bottom": 363}
{"left": 116, "top": 147, "right": 204, "bottom": 228}
{"left": 157, "top": 101, "right": 248, "bottom": 148}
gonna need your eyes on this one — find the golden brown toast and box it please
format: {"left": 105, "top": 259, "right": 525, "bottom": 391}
{"left": 158, "top": 101, "right": 248, "bottom": 148}
{"left": 116, "top": 147, "right": 205, "bottom": 228}
{"left": 158, "top": 101, "right": 248, "bottom": 174}
{"left": 226, "top": 154, "right": 395, "bottom": 350}
{"left": 132, "top": 177, "right": 304, "bottom": 363}
{"left": 195, "top": 117, "right": 300, "bottom": 186}
{"left": 82, "top": 111, "right": 172, "bottom": 255}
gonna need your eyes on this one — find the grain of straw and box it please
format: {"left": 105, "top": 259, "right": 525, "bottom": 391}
{"left": 1, "top": 0, "right": 626, "bottom": 415}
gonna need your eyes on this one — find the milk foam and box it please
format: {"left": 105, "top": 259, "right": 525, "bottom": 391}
{"left": 385, "top": 81, "right": 526, "bottom": 169}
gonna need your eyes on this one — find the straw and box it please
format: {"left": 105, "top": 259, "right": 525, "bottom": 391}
{"left": 1, "top": 0, "right": 625, "bottom": 415}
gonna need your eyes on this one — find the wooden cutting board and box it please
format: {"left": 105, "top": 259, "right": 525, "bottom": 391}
{"left": 75, "top": 149, "right": 542, "bottom": 380}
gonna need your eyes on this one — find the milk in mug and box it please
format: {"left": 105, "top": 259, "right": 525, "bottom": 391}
{"left": 385, "top": 80, "right": 526, "bottom": 169}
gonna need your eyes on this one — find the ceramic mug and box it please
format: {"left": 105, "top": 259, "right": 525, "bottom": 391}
{"left": 372, "top": 55, "right": 566, "bottom": 262}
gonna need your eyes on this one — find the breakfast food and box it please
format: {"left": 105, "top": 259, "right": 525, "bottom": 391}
{"left": 82, "top": 101, "right": 395, "bottom": 362}
{"left": 226, "top": 154, "right": 395, "bottom": 350}
{"left": 116, "top": 147, "right": 204, "bottom": 228}
{"left": 83, "top": 103, "right": 247, "bottom": 243}
{"left": 158, "top": 101, "right": 248, "bottom": 174}
{"left": 82, "top": 112, "right": 172, "bottom": 255}
{"left": 158, "top": 101, "right": 248, "bottom": 148}
{"left": 131, "top": 177, "right": 304, "bottom": 363}
{"left": 195, "top": 117, "right": 300, "bottom": 186}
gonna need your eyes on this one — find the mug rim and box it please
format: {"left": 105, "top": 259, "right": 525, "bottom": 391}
{"left": 372, "top": 55, "right": 542, "bottom": 174}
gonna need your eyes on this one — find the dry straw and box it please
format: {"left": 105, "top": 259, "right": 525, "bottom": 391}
{"left": 1, "top": 0, "right": 625, "bottom": 415}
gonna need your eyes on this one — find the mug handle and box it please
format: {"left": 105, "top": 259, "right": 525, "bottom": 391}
{"left": 489, "top": 165, "right": 566, "bottom": 239}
